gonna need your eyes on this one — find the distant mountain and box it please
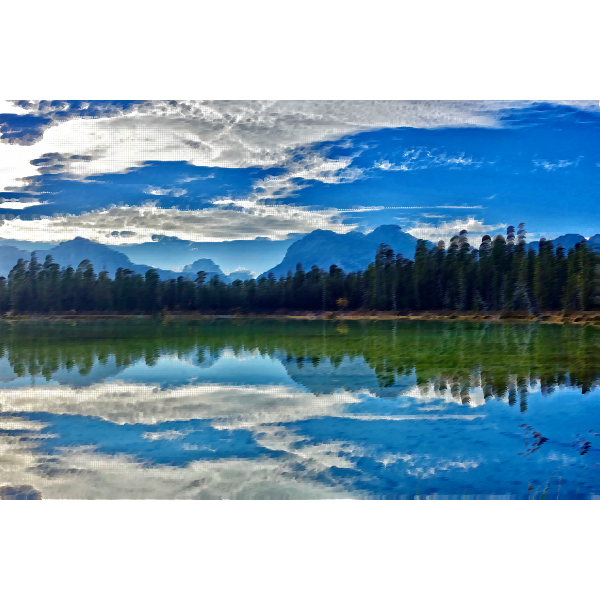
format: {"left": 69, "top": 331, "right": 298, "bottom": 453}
{"left": 587, "top": 234, "right": 600, "bottom": 249}
{"left": 260, "top": 226, "right": 600, "bottom": 280}
{"left": 228, "top": 269, "right": 255, "bottom": 281}
{"left": 0, "top": 237, "right": 232, "bottom": 282}
{"left": 182, "top": 258, "right": 231, "bottom": 282}
{"left": 0, "top": 245, "right": 29, "bottom": 278}
{"left": 526, "top": 233, "right": 600, "bottom": 252}
{"left": 258, "top": 225, "right": 421, "bottom": 279}
{"left": 109, "top": 235, "right": 299, "bottom": 276}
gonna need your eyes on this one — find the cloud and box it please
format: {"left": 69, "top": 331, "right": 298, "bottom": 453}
{"left": 3, "top": 100, "right": 584, "bottom": 194}
{"left": 1, "top": 100, "right": 597, "bottom": 247}
{"left": 374, "top": 148, "right": 485, "bottom": 171}
{"left": 144, "top": 186, "right": 188, "bottom": 197}
{"left": 0, "top": 199, "right": 45, "bottom": 209}
{"left": 177, "top": 174, "right": 214, "bottom": 183}
{"left": 0, "top": 202, "right": 359, "bottom": 243}
{"left": 533, "top": 156, "right": 583, "bottom": 171}
{"left": 406, "top": 217, "right": 507, "bottom": 242}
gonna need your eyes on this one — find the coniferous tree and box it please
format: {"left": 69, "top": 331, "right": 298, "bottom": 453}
{"left": 455, "top": 231, "right": 471, "bottom": 311}
{"left": 28, "top": 252, "right": 42, "bottom": 311}
{"left": 413, "top": 239, "right": 430, "bottom": 310}
{"left": 144, "top": 269, "right": 161, "bottom": 313}
{"left": 8, "top": 258, "right": 29, "bottom": 312}
{"left": 563, "top": 247, "right": 579, "bottom": 312}
{"left": 503, "top": 226, "right": 516, "bottom": 310}
{"left": 0, "top": 276, "right": 8, "bottom": 312}
{"left": 535, "top": 238, "right": 556, "bottom": 311}
{"left": 0, "top": 221, "right": 597, "bottom": 316}
{"left": 96, "top": 269, "right": 113, "bottom": 312}
{"left": 574, "top": 241, "right": 595, "bottom": 310}
{"left": 490, "top": 234, "right": 508, "bottom": 311}
{"left": 433, "top": 241, "right": 446, "bottom": 310}
{"left": 477, "top": 235, "right": 493, "bottom": 311}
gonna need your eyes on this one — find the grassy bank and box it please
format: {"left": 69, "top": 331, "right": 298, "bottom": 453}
{"left": 1, "top": 310, "right": 599, "bottom": 326}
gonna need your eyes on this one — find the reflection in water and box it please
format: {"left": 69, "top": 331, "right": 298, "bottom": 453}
{"left": 0, "top": 319, "right": 598, "bottom": 499}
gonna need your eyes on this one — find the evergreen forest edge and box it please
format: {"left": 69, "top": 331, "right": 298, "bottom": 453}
{"left": 1, "top": 224, "right": 599, "bottom": 316}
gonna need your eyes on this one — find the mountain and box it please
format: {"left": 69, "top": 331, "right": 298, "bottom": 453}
{"left": 0, "top": 237, "right": 232, "bottom": 282}
{"left": 259, "top": 226, "right": 600, "bottom": 280}
{"left": 181, "top": 258, "right": 230, "bottom": 282}
{"left": 526, "top": 233, "right": 600, "bottom": 253}
{"left": 0, "top": 245, "right": 30, "bottom": 278}
{"left": 227, "top": 269, "right": 255, "bottom": 281}
{"left": 587, "top": 234, "right": 600, "bottom": 249}
{"left": 109, "top": 235, "right": 299, "bottom": 276}
{"left": 258, "top": 225, "right": 421, "bottom": 279}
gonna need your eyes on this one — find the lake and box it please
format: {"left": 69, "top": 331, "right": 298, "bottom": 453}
{"left": 0, "top": 318, "right": 599, "bottom": 499}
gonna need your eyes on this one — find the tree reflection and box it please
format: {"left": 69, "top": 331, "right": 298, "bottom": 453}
{"left": 0, "top": 319, "right": 597, "bottom": 409}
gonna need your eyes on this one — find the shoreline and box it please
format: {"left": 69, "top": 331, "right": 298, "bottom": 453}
{"left": 1, "top": 310, "right": 599, "bottom": 326}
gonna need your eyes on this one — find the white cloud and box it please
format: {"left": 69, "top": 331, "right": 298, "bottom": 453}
{"left": 0, "top": 199, "right": 45, "bottom": 209}
{"left": 142, "top": 430, "right": 186, "bottom": 441}
{"left": 0, "top": 202, "right": 359, "bottom": 243}
{"left": 3, "top": 100, "right": 600, "bottom": 177}
{"left": 144, "top": 186, "right": 187, "bottom": 197}
{"left": 223, "top": 266, "right": 258, "bottom": 277}
{"left": 533, "top": 156, "right": 583, "bottom": 171}
{"left": 407, "top": 217, "right": 507, "bottom": 243}
{"left": 177, "top": 174, "right": 214, "bottom": 183}
{"left": 0, "top": 100, "right": 564, "bottom": 192}
{"left": 1, "top": 100, "right": 594, "bottom": 246}
{"left": 374, "top": 148, "right": 485, "bottom": 171}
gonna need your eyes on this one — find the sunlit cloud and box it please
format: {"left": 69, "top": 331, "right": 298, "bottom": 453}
{"left": 0, "top": 202, "right": 359, "bottom": 244}
{"left": 0, "top": 199, "right": 45, "bottom": 209}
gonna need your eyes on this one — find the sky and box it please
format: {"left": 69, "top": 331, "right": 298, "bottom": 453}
{"left": 0, "top": 99, "right": 598, "bottom": 274}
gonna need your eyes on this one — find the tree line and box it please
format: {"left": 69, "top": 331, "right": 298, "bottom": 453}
{"left": 0, "top": 223, "right": 598, "bottom": 314}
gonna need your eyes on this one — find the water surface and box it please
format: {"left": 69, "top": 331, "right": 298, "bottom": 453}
{"left": 1, "top": 319, "right": 599, "bottom": 499}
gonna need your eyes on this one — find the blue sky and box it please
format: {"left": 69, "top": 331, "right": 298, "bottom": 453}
{"left": 0, "top": 100, "right": 598, "bottom": 274}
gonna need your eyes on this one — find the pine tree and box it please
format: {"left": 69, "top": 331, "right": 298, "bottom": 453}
{"left": 9, "top": 258, "right": 29, "bottom": 312}
{"left": 0, "top": 276, "right": 8, "bottom": 312}
{"left": 575, "top": 241, "right": 595, "bottom": 311}
{"left": 490, "top": 234, "right": 508, "bottom": 311}
{"left": 28, "top": 252, "right": 42, "bottom": 311}
{"left": 96, "top": 270, "right": 113, "bottom": 312}
{"left": 413, "top": 239, "right": 430, "bottom": 310}
{"left": 535, "top": 238, "right": 556, "bottom": 311}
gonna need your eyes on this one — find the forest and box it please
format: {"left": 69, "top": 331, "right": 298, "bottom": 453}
{"left": 0, "top": 224, "right": 599, "bottom": 314}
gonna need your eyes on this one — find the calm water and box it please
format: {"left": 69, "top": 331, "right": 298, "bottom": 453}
{"left": 0, "top": 319, "right": 599, "bottom": 499}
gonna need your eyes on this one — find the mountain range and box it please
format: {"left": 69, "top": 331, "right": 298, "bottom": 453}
{"left": 257, "top": 224, "right": 421, "bottom": 279}
{"left": 259, "top": 227, "right": 600, "bottom": 279}
{"left": 526, "top": 233, "right": 600, "bottom": 253}
{"left": 0, "top": 227, "right": 598, "bottom": 281}
{"left": 0, "top": 237, "right": 232, "bottom": 282}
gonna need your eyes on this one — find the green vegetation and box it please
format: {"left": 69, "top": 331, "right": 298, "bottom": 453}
{"left": 0, "top": 224, "right": 598, "bottom": 314}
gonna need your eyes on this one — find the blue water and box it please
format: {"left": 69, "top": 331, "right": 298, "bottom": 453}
{"left": 1, "top": 325, "right": 599, "bottom": 499}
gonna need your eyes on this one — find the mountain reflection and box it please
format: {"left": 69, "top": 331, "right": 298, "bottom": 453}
{"left": 0, "top": 320, "right": 597, "bottom": 400}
